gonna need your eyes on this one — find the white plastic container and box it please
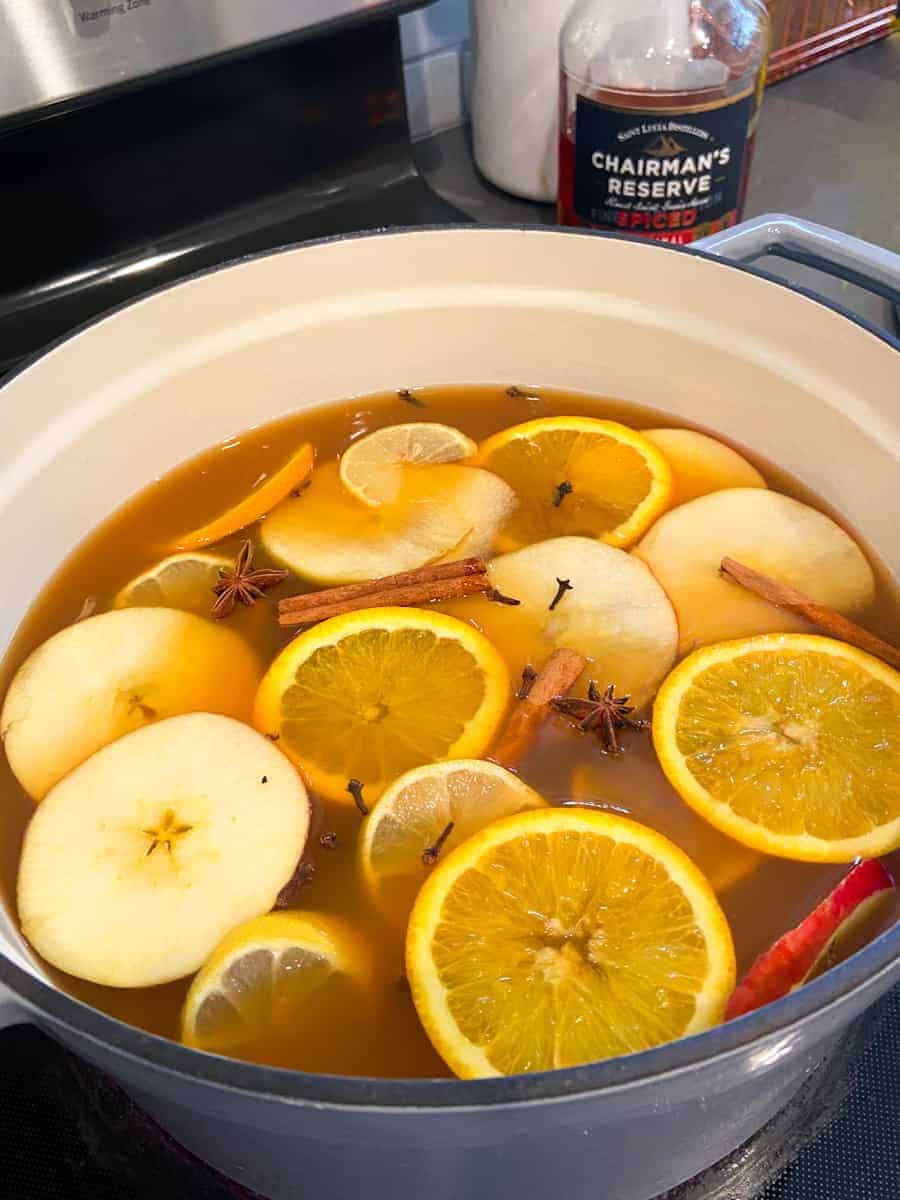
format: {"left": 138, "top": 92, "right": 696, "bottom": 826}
{"left": 470, "top": 0, "right": 574, "bottom": 201}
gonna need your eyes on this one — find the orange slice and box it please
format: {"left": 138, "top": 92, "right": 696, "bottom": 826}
{"left": 253, "top": 607, "right": 510, "bottom": 803}
{"left": 476, "top": 417, "right": 671, "bottom": 551}
{"left": 653, "top": 634, "right": 900, "bottom": 862}
{"left": 177, "top": 443, "right": 314, "bottom": 549}
{"left": 406, "top": 807, "right": 735, "bottom": 1078}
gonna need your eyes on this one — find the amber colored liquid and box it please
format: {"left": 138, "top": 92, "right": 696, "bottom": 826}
{"left": 1, "top": 385, "right": 898, "bottom": 1077}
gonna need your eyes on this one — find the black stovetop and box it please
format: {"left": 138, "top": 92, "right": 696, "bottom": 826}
{"left": 0, "top": 11, "right": 898, "bottom": 1199}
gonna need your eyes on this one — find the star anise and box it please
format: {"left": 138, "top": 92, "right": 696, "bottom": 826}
{"left": 551, "top": 681, "right": 649, "bottom": 755}
{"left": 211, "top": 540, "right": 289, "bottom": 619}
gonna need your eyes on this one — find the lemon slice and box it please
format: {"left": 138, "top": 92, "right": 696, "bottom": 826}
{"left": 253, "top": 607, "right": 510, "bottom": 803}
{"left": 340, "top": 423, "right": 477, "bottom": 506}
{"left": 261, "top": 462, "right": 514, "bottom": 585}
{"left": 114, "top": 552, "right": 231, "bottom": 616}
{"left": 476, "top": 417, "right": 671, "bottom": 551}
{"left": 177, "top": 443, "right": 314, "bottom": 550}
{"left": 406, "top": 807, "right": 735, "bottom": 1078}
{"left": 181, "top": 911, "right": 366, "bottom": 1055}
{"left": 360, "top": 759, "right": 546, "bottom": 926}
{"left": 653, "top": 634, "right": 900, "bottom": 862}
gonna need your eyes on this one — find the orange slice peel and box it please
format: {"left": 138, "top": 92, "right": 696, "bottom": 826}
{"left": 177, "top": 442, "right": 315, "bottom": 550}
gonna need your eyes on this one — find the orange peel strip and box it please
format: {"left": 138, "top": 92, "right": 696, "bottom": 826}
{"left": 177, "top": 443, "right": 315, "bottom": 550}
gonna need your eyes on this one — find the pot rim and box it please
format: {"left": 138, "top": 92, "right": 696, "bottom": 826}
{"left": 0, "top": 223, "right": 897, "bottom": 1109}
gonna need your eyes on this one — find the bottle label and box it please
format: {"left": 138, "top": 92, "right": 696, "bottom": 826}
{"left": 573, "top": 92, "right": 755, "bottom": 244}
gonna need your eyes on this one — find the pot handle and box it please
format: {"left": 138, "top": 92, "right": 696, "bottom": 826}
{"left": 695, "top": 213, "right": 900, "bottom": 306}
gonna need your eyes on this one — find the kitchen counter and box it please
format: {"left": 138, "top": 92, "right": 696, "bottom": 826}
{"left": 416, "top": 36, "right": 900, "bottom": 334}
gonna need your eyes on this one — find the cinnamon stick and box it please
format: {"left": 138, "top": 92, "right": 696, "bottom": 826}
{"left": 279, "top": 557, "right": 489, "bottom": 627}
{"left": 490, "top": 649, "right": 587, "bottom": 767}
{"left": 720, "top": 557, "right": 900, "bottom": 672}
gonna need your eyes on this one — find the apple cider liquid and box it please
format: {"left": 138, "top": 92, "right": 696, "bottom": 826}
{"left": 1, "top": 386, "right": 897, "bottom": 1076}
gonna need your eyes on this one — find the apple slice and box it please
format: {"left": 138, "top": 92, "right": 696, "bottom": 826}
{"left": 1, "top": 608, "right": 262, "bottom": 800}
{"left": 642, "top": 428, "right": 766, "bottom": 509}
{"left": 261, "top": 461, "right": 515, "bottom": 585}
{"left": 726, "top": 859, "right": 895, "bottom": 1019}
{"left": 633, "top": 488, "right": 875, "bottom": 655}
{"left": 440, "top": 536, "right": 678, "bottom": 710}
{"left": 17, "top": 713, "right": 311, "bottom": 987}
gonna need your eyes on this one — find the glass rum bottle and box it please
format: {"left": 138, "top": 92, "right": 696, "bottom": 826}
{"left": 558, "top": 0, "right": 769, "bottom": 244}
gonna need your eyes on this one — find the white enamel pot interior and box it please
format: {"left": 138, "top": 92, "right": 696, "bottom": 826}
{"left": 0, "top": 227, "right": 898, "bottom": 1200}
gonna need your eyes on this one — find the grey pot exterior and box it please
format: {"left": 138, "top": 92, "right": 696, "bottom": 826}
{"left": 7, "top": 948, "right": 892, "bottom": 1200}
{"left": 97, "top": 1040, "right": 829, "bottom": 1200}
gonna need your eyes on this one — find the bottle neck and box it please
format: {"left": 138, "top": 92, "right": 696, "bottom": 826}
{"left": 561, "top": 0, "right": 766, "bottom": 97}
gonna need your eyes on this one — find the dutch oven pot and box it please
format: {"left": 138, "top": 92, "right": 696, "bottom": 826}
{"left": 0, "top": 216, "right": 898, "bottom": 1200}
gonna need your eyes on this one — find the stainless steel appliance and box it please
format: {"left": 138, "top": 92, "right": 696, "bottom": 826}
{"left": 1, "top": 1, "right": 416, "bottom": 124}
{"left": 0, "top": 0, "right": 458, "bottom": 375}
